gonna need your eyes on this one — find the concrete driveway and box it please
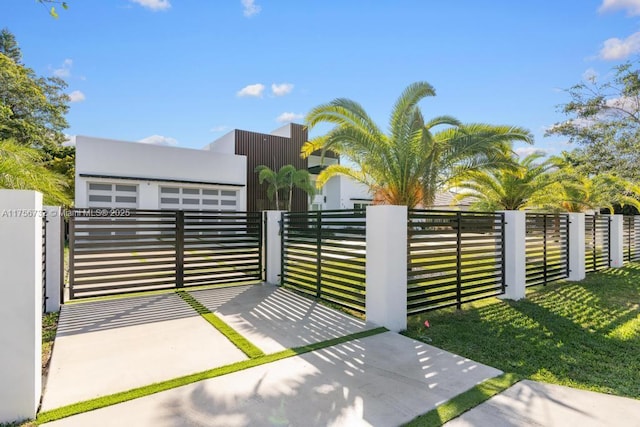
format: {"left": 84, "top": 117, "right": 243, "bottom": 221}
{"left": 40, "top": 284, "right": 502, "bottom": 426}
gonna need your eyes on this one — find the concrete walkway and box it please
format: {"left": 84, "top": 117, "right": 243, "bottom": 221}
{"left": 444, "top": 380, "right": 640, "bottom": 427}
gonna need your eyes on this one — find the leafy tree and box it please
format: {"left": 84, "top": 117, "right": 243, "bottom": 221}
{"left": 0, "top": 140, "right": 71, "bottom": 205}
{"left": 547, "top": 60, "right": 640, "bottom": 181}
{"left": 451, "top": 147, "right": 554, "bottom": 211}
{"left": 0, "top": 51, "right": 69, "bottom": 149}
{"left": 302, "top": 82, "right": 532, "bottom": 208}
{"left": 0, "top": 29, "right": 22, "bottom": 63}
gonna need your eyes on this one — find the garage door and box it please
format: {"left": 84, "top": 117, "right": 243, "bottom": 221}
{"left": 87, "top": 183, "right": 138, "bottom": 208}
{"left": 159, "top": 186, "right": 238, "bottom": 211}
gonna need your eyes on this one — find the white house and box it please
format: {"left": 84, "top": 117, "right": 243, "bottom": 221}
{"left": 75, "top": 136, "right": 247, "bottom": 210}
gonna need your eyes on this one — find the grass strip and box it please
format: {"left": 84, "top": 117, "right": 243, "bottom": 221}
{"left": 403, "top": 373, "right": 521, "bottom": 427}
{"left": 176, "top": 290, "right": 265, "bottom": 359}
{"left": 36, "top": 326, "right": 387, "bottom": 424}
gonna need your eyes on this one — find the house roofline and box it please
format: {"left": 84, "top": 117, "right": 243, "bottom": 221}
{"left": 79, "top": 173, "right": 245, "bottom": 188}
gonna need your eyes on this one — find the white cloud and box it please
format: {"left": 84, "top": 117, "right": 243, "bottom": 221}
{"left": 130, "top": 0, "right": 171, "bottom": 11}
{"left": 271, "top": 83, "right": 294, "bottom": 96}
{"left": 599, "top": 31, "right": 640, "bottom": 60}
{"left": 53, "top": 59, "right": 73, "bottom": 78}
{"left": 241, "top": 0, "right": 261, "bottom": 17}
{"left": 515, "top": 147, "right": 549, "bottom": 158}
{"left": 599, "top": 0, "right": 640, "bottom": 15}
{"left": 210, "top": 125, "right": 229, "bottom": 132}
{"left": 138, "top": 135, "right": 178, "bottom": 146}
{"left": 237, "top": 83, "right": 265, "bottom": 97}
{"left": 276, "top": 112, "right": 304, "bottom": 123}
{"left": 68, "top": 90, "right": 85, "bottom": 103}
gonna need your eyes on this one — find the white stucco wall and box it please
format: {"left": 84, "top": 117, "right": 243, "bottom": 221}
{"left": 319, "top": 175, "right": 372, "bottom": 210}
{"left": 204, "top": 130, "right": 236, "bottom": 154}
{"left": 75, "top": 136, "right": 247, "bottom": 210}
{"left": 270, "top": 124, "right": 294, "bottom": 138}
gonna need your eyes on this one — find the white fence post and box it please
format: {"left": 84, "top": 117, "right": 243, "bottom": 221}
{"left": 265, "top": 211, "right": 285, "bottom": 285}
{"left": 365, "top": 205, "right": 407, "bottom": 332}
{"left": 44, "top": 206, "right": 62, "bottom": 312}
{"left": 567, "top": 213, "right": 586, "bottom": 281}
{"left": 499, "top": 211, "right": 526, "bottom": 300}
{"left": 0, "top": 190, "right": 43, "bottom": 423}
{"left": 609, "top": 214, "right": 624, "bottom": 268}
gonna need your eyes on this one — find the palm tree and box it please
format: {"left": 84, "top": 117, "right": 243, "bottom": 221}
{"left": 533, "top": 159, "right": 640, "bottom": 213}
{"left": 255, "top": 164, "right": 315, "bottom": 210}
{"left": 302, "top": 82, "right": 532, "bottom": 208}
{"left": 451, "top": 147, "right": 555, "bottom": 211}
{"left": 279, "top": 165, "right": 315, "bottom": 211}
{"left": 0, "top": 139, "right": 70, "bottom": 205}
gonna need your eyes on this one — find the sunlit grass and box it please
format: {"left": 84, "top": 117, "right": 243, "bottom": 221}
{"left": 404, "top": 264, "right": 640, "bottom": 399}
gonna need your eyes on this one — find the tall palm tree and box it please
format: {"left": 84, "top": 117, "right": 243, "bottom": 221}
{"left": 302, "top": 82, "right": 532, "bottom": 208}
{"left": 0, "top": 139, "right": 70, "bottom": 205}
{"left": 451, "top": 147, "right": 555, "bottom": 211}
{"left": 255, "top": 165, "right": 287, "bottom": 210}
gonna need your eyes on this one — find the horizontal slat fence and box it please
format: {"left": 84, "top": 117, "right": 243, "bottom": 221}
{"left": 69, "top": 209, "right": 262, "bottom": 299}
{"left": 623, "top": 216, "right": 640, "bottom": 263}
{"left": 282, "top": 210, "right": 366, "bottom": 312}
{"left": 525, "top": 214, "right": 569, "bottom": 287}
{"left": 407, "top": 210, "right": 505, "bottom": 314}
{"left": 183, "top": 211, "right": 262, "bottom": 287}
{"left": 585, "top": 214, "right": 611, "bottom": 272}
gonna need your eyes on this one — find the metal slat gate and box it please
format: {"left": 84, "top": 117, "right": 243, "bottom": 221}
{"left": 585, "top": 214, "right": 611, "bottom": 272}
{"left": 623, "top": 216, "right": 640, "bottom": 263}
{"left": 42, "top": 210, "right": 47, "bottom": 313}
{"left": 407, "top": 210, "right": 505, "bottom": 313}
{"left": 68, "top": 209, "right": 262, "bottom": 300}
{"left": 281, "top": 210, "right": 366, "bottom": 313}
{"left": 525, "top": 214, "right": 569, "bottom": 287}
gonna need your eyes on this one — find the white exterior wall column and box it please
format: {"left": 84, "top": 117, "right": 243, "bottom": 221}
{"left": 365, "top": 205, "right": 407, "bottom": 332}
{"left": 265, "top": 211, "right": 285, "bottom": 285}
{"left": 609, "top": 214, "right": 624, "bottom": 268}
{"left": 0, "top": 190, "right": 43, "bottom": 423}
{"left": 499, "top": 211, "right": 526, "bottom": 300}
{"left": 567, "top": 213, "right": 586, "bottom": 281}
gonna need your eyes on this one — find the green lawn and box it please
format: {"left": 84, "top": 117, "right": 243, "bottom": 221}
{"left": 404, "top": 264, "right": 640, "bottom": 399}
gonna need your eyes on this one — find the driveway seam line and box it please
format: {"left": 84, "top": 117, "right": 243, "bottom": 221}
{"left": 176, "top": 290, "right": 265, "bottom": 359}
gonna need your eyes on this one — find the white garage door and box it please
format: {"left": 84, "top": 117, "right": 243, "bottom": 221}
{"left": 87, "top": 183, "right": 138, "bottom": 208}
{"left": 159, "top": 186, "right": 238, "bottom": 211}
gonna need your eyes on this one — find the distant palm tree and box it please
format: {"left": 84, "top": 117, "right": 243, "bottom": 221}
{"left": 451, "top": 148, "right": 555, "bottom": 211}
{"left": 255, "top": 164, "right": 315, "bottom": 210}
{"left": 534, "top": 158, "right": 640, "bottom": 213}
{"left": 0, "top": 139, "right": 70, "bottom": 205}
{"left": 302, "top": 81, "right": 532, "bottom": 208}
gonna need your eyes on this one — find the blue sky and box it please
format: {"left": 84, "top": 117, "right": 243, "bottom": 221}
{"left": 3, "top": 0, "right": 640, "bottom": 155}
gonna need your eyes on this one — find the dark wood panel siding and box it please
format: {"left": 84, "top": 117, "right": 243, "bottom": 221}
{"left": 235, "top": 128, "right": 309, "bottom": 212}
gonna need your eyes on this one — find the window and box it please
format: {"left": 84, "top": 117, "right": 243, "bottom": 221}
{"left": 87, "top": 182, "right": 138, "bottom": 208}
{"left": 159, "top": 186, "right": 238, "bottom": 210}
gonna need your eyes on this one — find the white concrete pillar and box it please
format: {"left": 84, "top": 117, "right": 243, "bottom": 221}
{"left": 0, "top": 190, "right": 43, "bottom": 423}
{"left": 567, "top": 213, "right": 586, "bottom": 281}
{"left": 265, "top": 211, "right": 285, "bottom": 285}
{"left": 609, "top": 214, "right": 624, "bottom": 268}
{"left": 44, "top": 206, "right": 62, "bottom": 312}
{"left": 365, "top": 205, "right": 407, "bottom": 332}
{"left": 499, "top": 211, "right": 526, "bottom": 300}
